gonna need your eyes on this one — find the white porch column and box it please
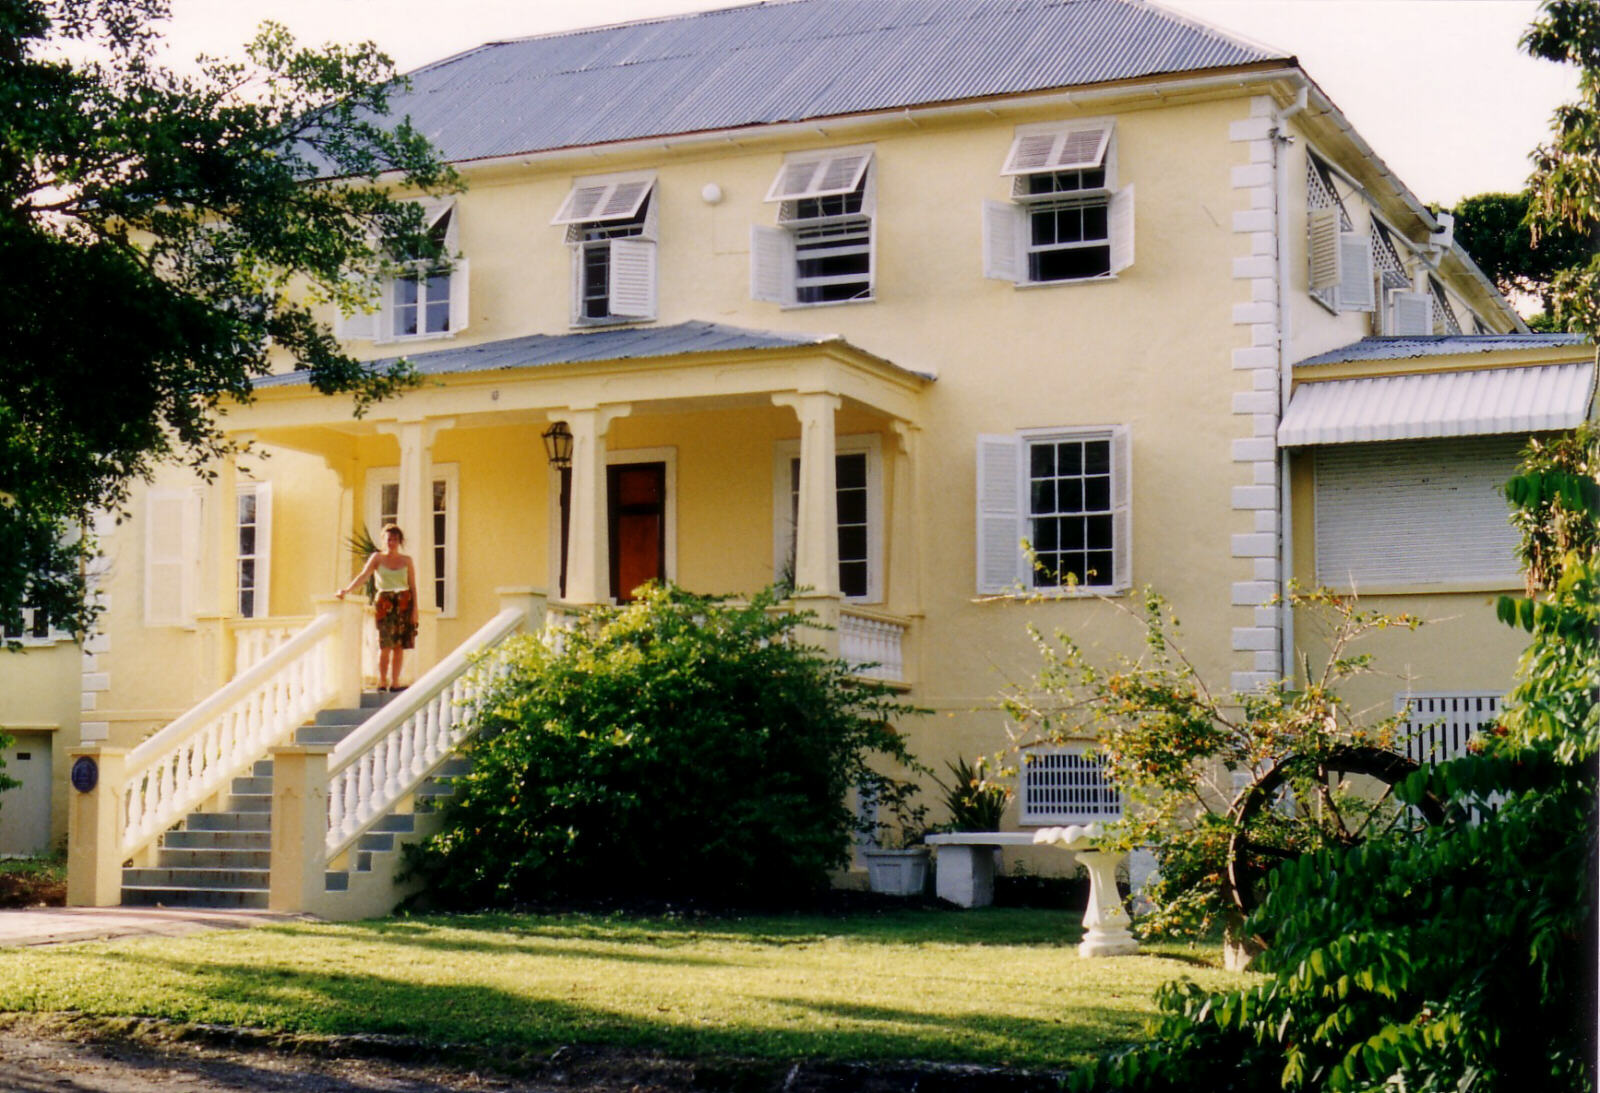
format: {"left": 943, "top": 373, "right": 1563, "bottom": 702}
{"left": 378, "top": 418, "right": 453, "bottom": 674}
{"left": 195, "top": 445, "right": 240, "bottom": 691}
{"left": 888, "top": 421, "right": 921, "bottom": 613}
{"left": 773, "top": 393, "right": 842, "bottom": 598}
{"left": 555, "top": 406, "right": 630, "bottom": 606}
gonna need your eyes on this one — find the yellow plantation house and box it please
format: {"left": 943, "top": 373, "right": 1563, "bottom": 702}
{"left": 6, "top": 0, "right": 1594, "bottom": 914}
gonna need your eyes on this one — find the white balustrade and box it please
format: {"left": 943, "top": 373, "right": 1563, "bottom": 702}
{"left": 324, "top": 607, "right": 525, "bottom": 861}
{"left": 119, "top": 612, "right": 340, "bottom": 860}
{"left": 233, "top": 618, "right": 311, "bottom": 675}
{"left": 839, "top": 609, "right": 907, "bottom": 682}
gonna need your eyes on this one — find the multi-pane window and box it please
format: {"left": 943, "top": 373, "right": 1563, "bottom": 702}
{"left": 975, "top": 426, "right": 1131, "bottom": 595}
{"left": 1020, "top": 748, "right": 1123, "bottom": 823}
{"left": 236, "top": 484, "right": 271, "bottom": 618}
{"left": 391, "top": 268, "right": 453, "bottom": 338}
{"left": 333, "top": 199, "right": 467, "bottom": 343}
{"left": 753, "top": 147, "right": 875, "bottom": 307}
{"left": 3, "top": 607, "right": 52, "bottom": 642}
{"left": 985, "top": 119, "right": 1133, "bottom": 285}
{"left": 552, "top": 172, "right": 658, "bottom": 323}
{"left": 775, "top": 438, "right": 880, "bottom": 601}
{"left": 1028, "top": 437, "right": 1114, "bottom": 588}
{"left": 430, "top": 480, "right": 448, "bottom": 613}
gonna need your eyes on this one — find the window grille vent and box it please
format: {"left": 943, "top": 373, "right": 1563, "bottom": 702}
{"left": 1021, "top": 748, "right": 1123, "bottom": 823}
{"left": 1396, "top": 692, "right": 1501, "bottom": 765}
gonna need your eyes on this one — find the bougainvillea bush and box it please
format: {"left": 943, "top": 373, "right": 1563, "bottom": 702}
{"left": 405, "top": 584, "right": 923, "bottom": 908}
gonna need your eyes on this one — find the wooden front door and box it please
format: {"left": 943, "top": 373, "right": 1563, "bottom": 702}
{"left": 608, "top": 462, "right": 666, "bottom": 602}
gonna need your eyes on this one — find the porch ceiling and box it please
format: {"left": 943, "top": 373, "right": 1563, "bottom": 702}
{"left": 236, "top": 320, "right": 932, "bottom": 438}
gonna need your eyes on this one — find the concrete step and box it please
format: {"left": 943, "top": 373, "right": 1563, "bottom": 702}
{"left": 122, "top": 867, "right": 270, "bottom": 890}
{"left": 372, "top": 813, "right": 416, "bottom": 834}
{"left": 162, "top": 829, "right": 272, "bottom": 851}
{"left": 157, "top": 848, "right": 271, "bottom": 870}
{"left": 315, "top": 707, "right": 376, "bottom": 726}
{"left": 356, "top": 831, "right": 395, "bottom": 853}
{"left": 230, "top": 775, "right": 273, "bottom": 796}
{"left": 294, "top": 724, "right": 359, "bottom": 746}
{"left": 227, "top": 793, "right": 273, "bottom": 813}
{"left": 121, "top": 885, "right": 269, "bottom": 910}
{"left": 184, "top": 811, "right": 271, "bottom": 833}
{"left": 252, "top": 759, "right": 275, "bottom": 778}
{"left": 360, "top": 691, "right": 398, "bottom": 709}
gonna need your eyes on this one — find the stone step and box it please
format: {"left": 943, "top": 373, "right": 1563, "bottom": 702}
{"left": 184, "top": 811, "right": 271, "bottom": 833}
{"left": 252, "top": 759, "right": 275, "bottom": 778}
{"left": 230, "top": 775, "right": 273, "bottom": 796}
{"left": 157, "top": 847, "right": 271, "bottom": 870}
{"left": 315, "top": 707, "right": 376, "bottom": 727}
{"left": 227, "top": 793, "right": 273, "bottom": 813}
{"left": 121, "top": 885, "right": 268, "bottom": 910}
{"left": 294, "top": 724, "right": 359, "bottom": 746}
{"left": 360, "top": 691, "right": 398, "bottom": 709}
{"left": 161, "top": 829, "right": 272, "bottom": 852}
{"left": 122, "top": 867, "right": 270, "bottom": 891}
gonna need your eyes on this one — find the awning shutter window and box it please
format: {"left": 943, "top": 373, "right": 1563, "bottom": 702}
{"left": 551, "top": 174, "right": 655, "bottom": 225}
{"left": 764, "top": 148, "right": 873, "bottom": 202}
{"left": 1001, "top": 121, "right": 1113, "bottom": 176}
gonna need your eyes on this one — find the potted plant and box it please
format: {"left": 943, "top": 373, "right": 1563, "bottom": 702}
{"left": 860, "top": 775, "right": 931, "bottom": 896}
{"left": 933, "top": 755, "right": 1013, "bottom": 832}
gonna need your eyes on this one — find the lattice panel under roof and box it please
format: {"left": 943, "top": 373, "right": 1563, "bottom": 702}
{"left": 1431, "top": 278, "right": 1463, "bottom": 334}
{"left": 1307, "top": 158, "right": 1352, "bottom": 230}
{"left": 1371, "top": 223, "right": 1411, "bottom": 290}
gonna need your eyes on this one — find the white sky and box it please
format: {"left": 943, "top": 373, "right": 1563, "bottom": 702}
{"left": 156, "top": 0, "right": 1578, "bottom": 208}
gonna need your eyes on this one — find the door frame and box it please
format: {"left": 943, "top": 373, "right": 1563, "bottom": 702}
{"left": 550, "top": 445, "right": 677, "bottom": 602}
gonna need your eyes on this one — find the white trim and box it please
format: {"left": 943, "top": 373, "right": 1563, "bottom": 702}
{"left": 772, "top": 434, "right": 884, "bottom": 604}
{"left": 365, "top": 464, "right": 460, "bottom": 618}
{"left": 235, "top": 480, "right": 272, "bottom": 620}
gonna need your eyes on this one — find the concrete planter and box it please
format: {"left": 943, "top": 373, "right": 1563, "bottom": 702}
{"left": 862, "top": 847, "right": 929, "bottom": 896}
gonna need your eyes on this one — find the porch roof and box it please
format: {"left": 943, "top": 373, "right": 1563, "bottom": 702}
{"left": 1294, "top": 334, "right": 1591, "bottom": 370}
{"left": 253, "top": 321, "right": 934, "bottom": 388}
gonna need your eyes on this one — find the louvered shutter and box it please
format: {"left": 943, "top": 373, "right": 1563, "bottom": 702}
{"left": 976, "top": 435, "right": 1023, "bottom": 594}
{"left": 1109, "top": 185, "right": 1135, "bottom": 275}
{"left": 447, "top": 256, "right": 470, "bottom": 333}
{"left": 1313, "top": 438, "right": 1522, "bottom": 587}
{"left": 1001, "top": 122, "right": 1112, "bottom": 175}
{"left": 145, "top": 489, "right": 201, "bottom": 626}
{"left": 608, "top": 239, "right": 656, "bottom": 318}
{"left": 1338, "top": 232, "right": 1375, "bottom": 312}
{"left": 764, "top": 149, "right": 872, "bottom": 202}
{"left": 1110, "top": 426, "right": 1133, "bottom": 590}
{"left": 334, "top": 299, "right": 379, "bottom": 341}
{"left": 982, "top": 200, "right": 1022, "bottom": 283}
{"left": 1391, "top": 290, "right": 1433, "bottom": 335}
{"left": 750, "top": 225, "right": 795, "bottom": 304}
{"left": 1308, "top": 208, "right": 1341, "bottom": 292}
{"left": 551, "top": 175, "right": 654, "bottom": 225}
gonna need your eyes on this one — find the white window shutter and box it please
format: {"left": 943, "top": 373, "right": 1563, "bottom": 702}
{"left": 145, "top": 489, "right": 200, "bottom": 627}
{"left": 1001, "top": 122, "right": 1112, "bottom": 175}
{"left": 1308, "top": 208, "right": 1341, "bottom": 292}
{"left": 976, "top": 435, "right": 1023, "bottom": 594}
{"left": 446, "top": 257, "right": 470, "bottom": 333}
{"left": 750, "top": 224, "right": 795, "bottom": 304}
{"left": 608, "top": 239, "right": 657, "bottom": 318}
{"left": 982, "top": 200, "right": 1022, "bottom": 283}
{"left": 640, "top": 191, "right": 660, "bottom": 242}
{"left": 1110, "top": 426, "right": 1133, "bottom": 590}
{"left": 1109, "top": 185, "right": 1135, "bottom": 275}
{"left": 1337, "top": 232, "right": 1375, "bottom": 312}
{"left": 764, "top": 149, "right": 872, "bottom": 202}
{"left": 1392, "top": 290, "right": 1433, "bottom": 335}
{"left": 371, "top": 276, "right": 397, "bottom": 344}
{"left": 334, "top": 301, "right": 379, "bottom": 342}
{"left": 555, "top": 183, "right": 609, "bottom": 224}
{"left": 551, "top": 174, "right": 655, "bottom": 225}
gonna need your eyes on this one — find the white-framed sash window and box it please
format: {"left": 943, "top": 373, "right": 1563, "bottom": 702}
{"left": 553, "top": 171, "right": 658, "bottom": 324}
{"left": 772, "top": 434, "right": 883, "bottom": 602}
{"left": 365, "top": 464, "right": 459, "bottom": 617}
{"left": 335, "top": 197, "right": 470, "bottom": 344}
{"left": 235, "top": 481, "right": 272, "bottom": 619}
{"left": 753, "top": 146, "right": 876, "bottom": 307}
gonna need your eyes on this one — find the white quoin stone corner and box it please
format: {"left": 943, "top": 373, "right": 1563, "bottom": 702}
{"left": 1033, "top": 823, "right": 1140, "bottom": 958}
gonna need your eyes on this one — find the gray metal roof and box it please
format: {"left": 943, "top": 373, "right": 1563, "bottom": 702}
{"left": 253, "top": 320, "right": 930, "bottom": 388}
{"left": 1295, "top": 334, "right": 1593, "bottom": 369}
{"left": 384, "top": 0, "right": 1283, "bottom": 165}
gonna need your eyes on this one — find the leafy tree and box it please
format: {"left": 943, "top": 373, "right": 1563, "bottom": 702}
{"left": 0, "top": 729, "right": 19, "bottom": 808}
{"left": 0, "top": 0, "right": 456, "bottom": 641}
{"left": 1448, "top": 191, "right": 1591, "bottom": 328}
{"left": 405, "top": 585, "right": 925, "bottom": 908}
{"left": 1522, "top": 0, "right": 1600, "bottom": 332}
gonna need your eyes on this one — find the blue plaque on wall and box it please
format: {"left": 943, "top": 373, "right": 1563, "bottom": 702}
{"left": 70, "top": 756, "right": 98, "bottom": 794}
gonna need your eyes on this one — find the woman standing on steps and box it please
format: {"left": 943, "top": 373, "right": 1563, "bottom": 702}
{"left": 336, "top": 524, "right": 418, "bottom": 692}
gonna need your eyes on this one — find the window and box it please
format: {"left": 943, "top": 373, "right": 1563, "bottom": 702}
{"left": 235, "top": 482, "right": 272, "bottom": 619}
{"left": 335, "top": 198, "right": 470, "bottom": 342}
{"left": 975, "top": 427, "right": 1131, "bottom": 594}
{"left": 1395, "top": 692, "right": 1501, "bottom": 766}
{"left": 1306, "top": 154, "right": 1374, "bottom": 313}
{"left": 366, "top": 465, "right": 458, "bottom": 617}
{"left": 1369, "top": 220, "right": 1429, "bottom": 334}
{"left": 1313, "top": 437, "right": 1522, "bottom": 588}
{"left": 752, "top": 146, "right": 875, "bottom": 306}
{"left": 552, "top": 172, "right": 657, "bottom": 323}
{"left": 983, "top": 119, "right": 1133, "bottom": 285}
{"left": 3, "top": 606, "right": 63, "bottom": 644}
{"left": 1020, "top": 747, "right": 1123, "bottom": 824}
{"left": 772, "top": 436, "right": 882, "bottom": 601}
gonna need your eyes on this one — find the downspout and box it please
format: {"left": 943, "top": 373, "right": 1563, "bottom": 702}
{"left": 1271, "top": 85, "right": 1307, "bottom": 685}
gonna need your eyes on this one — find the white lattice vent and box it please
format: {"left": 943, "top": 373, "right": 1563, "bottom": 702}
{"left": 1021, "top": 748, "right": 1123, "bottom": 824}
{"left": 1396, "top": 692, "right": 1501, "bottom": 765}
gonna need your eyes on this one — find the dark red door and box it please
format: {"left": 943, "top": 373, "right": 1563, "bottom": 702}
{"left": 608, "top": 462, "right": 666, "bottom": 602}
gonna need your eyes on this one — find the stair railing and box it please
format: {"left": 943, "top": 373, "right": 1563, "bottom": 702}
{"left": 118, "top": 610, "right": 341, "bottom": 862}
{"left": 323, "top": 605, "right": 525, "bottom": 863}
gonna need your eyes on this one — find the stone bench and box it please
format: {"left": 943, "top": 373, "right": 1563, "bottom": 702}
{"left": 923, "top": 832, "right": 1037, "bottom": 908}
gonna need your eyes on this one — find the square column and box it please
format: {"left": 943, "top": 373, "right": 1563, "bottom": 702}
{"left": 553, "top": 406, "right": 630, "bottom": 606}
{"left": 773, "top": 393, "right": 842, "bottom": 599}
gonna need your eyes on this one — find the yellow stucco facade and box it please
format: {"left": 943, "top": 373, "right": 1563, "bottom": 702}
{"left": 8, "top": 45, "right": 1588, "bottom": 888}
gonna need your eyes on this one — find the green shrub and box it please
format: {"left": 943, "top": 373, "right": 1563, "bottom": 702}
{"left": 406, "top": 584, "right": 923, "bottom": 907}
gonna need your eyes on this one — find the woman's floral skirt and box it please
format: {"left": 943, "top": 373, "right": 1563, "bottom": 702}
{"left": 374, "top": 589, "right": 418, "bottom": 650}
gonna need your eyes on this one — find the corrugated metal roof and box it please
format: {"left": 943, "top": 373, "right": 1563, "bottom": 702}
{"left": 252, "top": 320, "right": 930, "bottom": 388}
{"left": 378, "top": 0, "right": 1282, "bottom": 165}
{"left": 1295, "top": 334, "right": 1592, "bottom": 369}
{"left": 1278, "top": 362, "right": 1596, "bottom": 446}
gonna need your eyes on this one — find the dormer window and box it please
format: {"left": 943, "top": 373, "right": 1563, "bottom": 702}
{"left": 984, "top": 119, "right": 1133, "bottom": 285}
{"left": 752, "top": 146, "right": 875, "bottom": 307}
{"left": 552, "top": 172, "right": 658, "bottom": 324}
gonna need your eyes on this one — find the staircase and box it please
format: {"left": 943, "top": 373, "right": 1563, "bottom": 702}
{"left": 119, "top": 691, "right": 465, "bottom": 910}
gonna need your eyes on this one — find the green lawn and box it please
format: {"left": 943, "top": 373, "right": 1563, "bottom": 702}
{"left": 0, "top": 908, "right": 1248, "bottom": 1068}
